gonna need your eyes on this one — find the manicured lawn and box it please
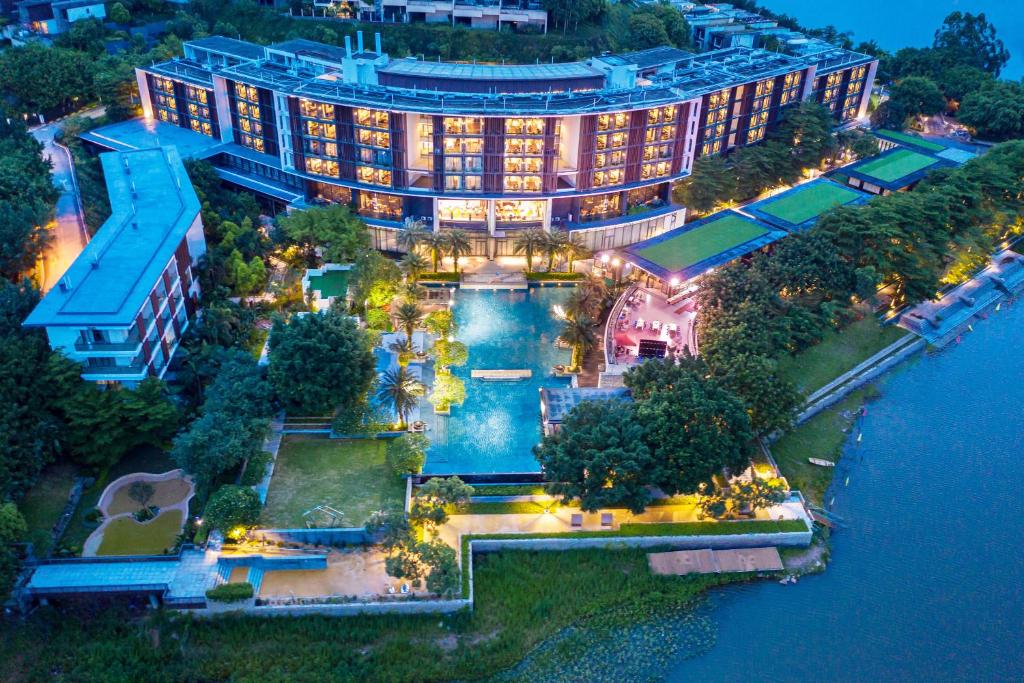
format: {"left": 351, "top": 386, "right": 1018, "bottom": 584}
{"left": 759, "top": 181, "right": 862, "bottom": 224}
{"left": 777, "top": 315, "right": 908, "bottom": 395}
{"left": 95, "top": 509, "right": 184, "bottom": 556}
{"left": 306, "top": 269, "right": 349, "bottom": 298}
{"left": 772, "top": 390, "right": 871, "bottom": 506}
{"left": 60, "top": 445, "right": 177, "bottom": 554}
{"left": 17, "top": 464, "right": 78, "bottom": 556}
{"left": 855, "top": 148, "right": 938, "bottom": 183}
{"left": 261, "top": 437, "right": 405, "bottom": 528}
{"left": 875, "top": 129, "right": 945, "bottom": 152}
{"left": 635, "top": 214, "right": 768, "bottom": 271}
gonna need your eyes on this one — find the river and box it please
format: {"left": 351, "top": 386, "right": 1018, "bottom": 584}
{"left": 666, "top": 303, "right": 1024, "bottom": 680}
{"left": 760, "top": 0, "right": 1024, "bottom": 80}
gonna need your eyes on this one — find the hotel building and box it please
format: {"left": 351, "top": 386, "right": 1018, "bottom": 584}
{"left": 102, "top": 33, "right": 874, "bottom": 257}
{"left": 23, "top": 147, "right": 205, "bottom": 386}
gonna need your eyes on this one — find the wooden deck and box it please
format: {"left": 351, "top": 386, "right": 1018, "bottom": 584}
{"left": 647, "top": 547, "right": 784, "bottom": 576}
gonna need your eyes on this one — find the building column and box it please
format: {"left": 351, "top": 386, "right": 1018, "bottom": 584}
{"left": 486, "top": 200, "right": 497, "bottom": 260}
{"left": 542, "top": 198, "right": 552, "bottom": 232}
{"left": 432, "top": 197, "right": 441, "bottom": 233}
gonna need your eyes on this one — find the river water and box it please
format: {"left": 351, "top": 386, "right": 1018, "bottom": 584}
{"left": 760, "top": 0, "right": 1024, "bottom": 80}
{"left": 666, "top": 303, "right": 1024, "bottom": 680}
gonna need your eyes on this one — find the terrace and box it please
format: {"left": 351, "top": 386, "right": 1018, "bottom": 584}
{"left": 743, "top": 178, "right": 870, "bottom": 232}
{"left": 840, "top": 146, "right": 955, "bottom": 195}
{"left": 606, "top": 285, "right": 699, "bottom": 367}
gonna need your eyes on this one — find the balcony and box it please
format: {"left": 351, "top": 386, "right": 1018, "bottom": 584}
{"left": 81, "top": 362, "right": 148, "bottom": 378}
{"left": 74, "top": 333, "right": 143, "bottom": 353}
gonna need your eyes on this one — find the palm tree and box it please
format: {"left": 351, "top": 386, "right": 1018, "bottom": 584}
{"left": 542, "top": 231, "right": 566, "bottom": 272}
{"left": 399, "top": 251, "right": 429, "bottom": 284}
{"left": 513, "top": 229, "right": 545, "bottom": 273}
{"left": 562, "top": 233, "right": 591, "bottom": 273}
{"left": 446, "top": 229, "right": 472, "bottom": 274}
{"left": 560, "top": 315, "right": 597, "bottom": 371}
{"left": 393, "top": 300, "right": 424, "bottom": 351}
{"left": 396, "top": 218, "right": 428, "bottom": 254}
{"left": 376, "top": 366, "right": 425, "bottom": 428}
{"left": 565, "top": 287, "right": 600, "bottom": 322}
{"left": 423, "top": 232, "right": 448, "bottom": 273}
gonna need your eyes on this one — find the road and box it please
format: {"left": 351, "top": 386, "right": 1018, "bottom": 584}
{"left": 31, "top": 107, "right": 105, "bottom": 292}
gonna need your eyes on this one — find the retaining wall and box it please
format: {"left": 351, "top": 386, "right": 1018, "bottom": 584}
{"left": 467, "top": 530, "right": 812, "bottom": 554}
{"left": 254, "top": 527, "right": 373, "bottom": 546}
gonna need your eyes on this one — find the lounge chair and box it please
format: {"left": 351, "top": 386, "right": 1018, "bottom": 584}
{"left": 652, "top": 320, "right": 661, "bottom": 331}
{"left": 571, "top": 513, "right": 583, "bottom": 528}
{"left": 400, "top": 583, "right": 410, "bottom": 594}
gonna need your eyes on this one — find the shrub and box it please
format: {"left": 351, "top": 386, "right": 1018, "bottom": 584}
{"left": 205, "top": 582, "right": 254, "bottom": 602}
{"left": 203, "top": 485, "right": 262, "bottom": 535}
{"left": 386, "top": 433, "right": 428, "bottom": 475}
{"left": 524, "top": 272, "right": 584, "bottom": 281}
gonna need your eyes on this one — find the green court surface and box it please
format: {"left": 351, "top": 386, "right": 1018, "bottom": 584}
{"left": 875, "top": 129, "right": 945, "bottom": 152}
{"left": 306, "top": 269, "right": 349, "bottom": 298}
{"left": 855, "top": 148, "right": 938, "bottom": 183}
{"left": 760, "top": 182, "right": 862, "bottom": 224}
{"left": 635, "top": 214, "right": 768, "bottom": 272}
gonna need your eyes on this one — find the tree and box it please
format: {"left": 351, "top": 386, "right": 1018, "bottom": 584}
{"left": 423, "top": 232, "right": 448, "bottom": 273}
{"left": 225, "top": 249, "right": 267, "bottom": 296}
{"left": 172, "top": 412, "right": 267, "bottom": 494}
{"left": 0, "top": 45, "right": 95, "bottom": 115}
{"left": 129, "top": 481, "right": 155, "bottom": 512}
{"left": 418, "top": 537, "right": 460, "bottom": 597}
{"left": 409, "top": 476, "right": 473, "bottom": 531}
{"left": 108, "top": 1, "right": 131, "bottom": 24}
{"left": 625, "top": 359, "right": 753, "bottom": 494}
{"left": 446, "top": 230, "right": 472, "bottom": 274}
{"left": 376, "top": 366, "right": 425, "bottom": 428}
{"left": 770, "top": 101, "right": 835, "bottom": 171}
{"left": 386, "top": 433, "right": 429, "bottom": 475}
{"left": 884, "top": 76, "right": 946, "bottom": 126}
{"left": 542, "top": 0, "right": 605, "bottom": 34}
{"left": 276, "top": 204, "right": 370, "bottom": 265}
{"left": 0, "top": 502, "right": 26, "bottom": 598}
{"left": 933, "top": 11, "right": 1009, "bottom": 76}
{"left": 562, "top": 233, "right": 590, "bottom": 273}
{"left": 399, "top": 251, "right": 428, "bottom": 284}
{"left": 0, "top": 200, "right": 51, "bottom": 281}
{"left": 627, "top": 13, "right": 670, "bottom": 51}
{"left": 958, "top": 81, "right": 1024, "bottom": 142}
{"left": 351, "top": 249, "right": 402, "bottom": 310}
{"left": 119, "top": 377, "right": 180, "bottom": 446}
{"left": 716, "top": 354, "right": 800, "bottom": 435}
{"left": 396, "top": 219, "right": 428, "bottom": 254}
{"left": 541, "top": 231, "right": 566, "bottom": 272}
{"left": 535, "top": 399, "right": 654, "bottom": 513}
{"left": 431, "top": 339, "right": 468, "bottom": 371}
{"left": 429, "top": 373, "right": 466, "bottom": 412}
{"left": 673, "top": 155, "right": 736, "bottom": 213}
{"left": 424, "top": 309, "right": 455, "bottom": 338}
{"left": 560, "top": 315, "right": 597, "bottom": 371}
{"left": 513, "top": 229, "right": 545, "bottom": 273}
{"left": 393, "top": 300, "right": 424, "bottom": 351}
{"left": 203, "top": 485, "right": 262, "bottom": 534}
{"left": 268, "top": 310, "right": 376, "bottom": 415}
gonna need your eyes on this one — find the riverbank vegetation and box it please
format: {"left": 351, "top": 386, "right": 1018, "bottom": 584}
{"left": 0, "top": 548, "right": 752, "bottom": 681}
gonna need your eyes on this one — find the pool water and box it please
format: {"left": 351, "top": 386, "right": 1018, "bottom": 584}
{"left": 422, "top": 287, "right": 573, "bottom": 475}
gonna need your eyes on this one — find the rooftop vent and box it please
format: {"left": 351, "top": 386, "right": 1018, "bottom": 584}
{"left": 58, "top": 276, "right": 71, "bottom": 293}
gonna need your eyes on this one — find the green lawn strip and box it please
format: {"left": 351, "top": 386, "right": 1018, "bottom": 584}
{"left": 260, "top": 436, "right": 404, "bottom": 528}
{"left": 855, "top": 148, "right": 938, "bottom": 183}
{"left": 248, "top": 327, "right": 269, "bottom": 360}
{"left": 59, "top": 445, "right": 177, "bottom": 554}
{"left": 875, "top": 129, "right": 946, "bottom": 152}
{"left": 96, "top": 509, "right": 184, "bottom": 556}
{"left": 636, "top": 214, "right": 768, "bottom": 271}
{"left": 524, "top": 271, "right": 585, "bottom": 281}
{"left": 1, "top": 548, "right": 751, "bottom": 682}
{"left": 460, "top": 520, "right": 807, "bottom": 597}
{"left": 469, "top": 484, "right": 548, "bottom": 497}
{"left": 760, "top": 182, "right": 862, "bottom": 224}
{"left": 17, "top": 464, "right": 78, "bottom": 556}
{"left": 776, "top": 315, "right": 907, "bottom": 394}
{"left": 771, "top": 390, "right": 871, "bottom": 506}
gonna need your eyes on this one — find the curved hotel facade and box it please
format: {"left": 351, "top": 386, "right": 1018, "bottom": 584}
{"left": 132, "top": 34, "right": 876, "bottom": 256}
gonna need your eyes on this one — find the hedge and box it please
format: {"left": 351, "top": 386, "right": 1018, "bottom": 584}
{"left": 419, "top": 272, "right": 460, "bottom": 282}
{"left": 524, "top": 272, "right": 585, "bottom": 281}
{"left": 205, "top": 582, "right": 254, "bottom": 602}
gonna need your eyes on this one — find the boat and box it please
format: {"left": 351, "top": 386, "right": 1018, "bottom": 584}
{"left": 808, "top": 458, "right": 836, "bottom": 467}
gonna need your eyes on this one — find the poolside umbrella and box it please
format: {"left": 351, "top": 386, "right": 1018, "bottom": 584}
{"left": 614, "top": 332, "right": 637, "bottom": 348}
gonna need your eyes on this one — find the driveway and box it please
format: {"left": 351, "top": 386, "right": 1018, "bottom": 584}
{"left": 31, "top": 106, "right": 104, "bottom": 291}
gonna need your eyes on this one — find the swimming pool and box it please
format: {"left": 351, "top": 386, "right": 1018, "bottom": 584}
{"left": 422, "top": 287, "right": 573, "bottom": 475}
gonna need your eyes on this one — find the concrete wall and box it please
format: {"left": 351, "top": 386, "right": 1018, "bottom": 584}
{"left": 468, "top": 530, "right": 812, "bottom": 554}
{"left": 254, "top": 527, "right": 373, "bottom": 546}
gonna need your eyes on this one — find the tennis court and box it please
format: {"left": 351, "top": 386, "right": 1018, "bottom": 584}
{"left": 758, "top": 181, "right": 863, "bottom": 225}
{"left": 854, "top": 148, "right": 938, "bottom": 183}
{"left": 635, "top": 214, "right": 769, "bottom": 272}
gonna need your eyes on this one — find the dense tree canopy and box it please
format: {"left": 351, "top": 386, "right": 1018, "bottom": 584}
{"left": 268, "top": 309, "right": 376, "bottom": 415}
{"left": 276, "top": 204, "right": 371, "bottom": 265}
{"left": 203, "top": 485, "right": 262, "bottom": 533}
{"left": 958, "top": 81, "right": 1024, "bottom": 142}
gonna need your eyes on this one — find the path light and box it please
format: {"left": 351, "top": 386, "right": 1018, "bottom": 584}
{"left": 611, "top": 257, "right": 620, "bottom": 267}
{"left": 195, "top": 518, "right": 203, "bottom": 526}
{"left": 670, "top": 277, "right": 679, "bottom": 288}
{"left": 600, "top": 253, "right": 610, "bottom": 264}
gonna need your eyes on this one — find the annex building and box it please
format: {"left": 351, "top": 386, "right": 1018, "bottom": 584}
{"left": 84, "top": 33, "right": 875, "bottom": 258}
{"left": 23, "top": 147, "right": 206, "bottom": 386}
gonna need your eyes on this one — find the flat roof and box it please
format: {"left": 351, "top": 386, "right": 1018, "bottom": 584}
{"left": 186, "top": 35, "right": 265, "bottom": 61}
{"left": 622, "top": 211, "right": 785, "bottom": 281}
{"left": 305, "top": 268, "right": 350, "bottom": 299}
{"left": 873, "top": 129, "right": 946, "bottom": 153}
{"left": 80, "top": 118, "right": 224, "bottom": 159}
{"left": 24, "top": 147, "right": 201, "bottom": 328}
{"left": 380, "top": 58, "right": 602, "bottom": 82}
{"left": 844, "top": 147, "right": 944, "bottom": 186}
{"left": 540, "top": 386, "right": 631, "bottom": 424}
{"left": 270, "top": 38, "right": 350, "bottom": 63}
{"left": 744, "top": 179, "right": 870, "bottom": 232}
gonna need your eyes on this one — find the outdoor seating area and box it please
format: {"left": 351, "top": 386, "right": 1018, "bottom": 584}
{"left": 610, "top": 287, "right": 697, "bottom": 363}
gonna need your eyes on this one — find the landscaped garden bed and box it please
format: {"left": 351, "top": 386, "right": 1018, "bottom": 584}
{"left": 260, "top": 436, "right": 405, "bottom": 529}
